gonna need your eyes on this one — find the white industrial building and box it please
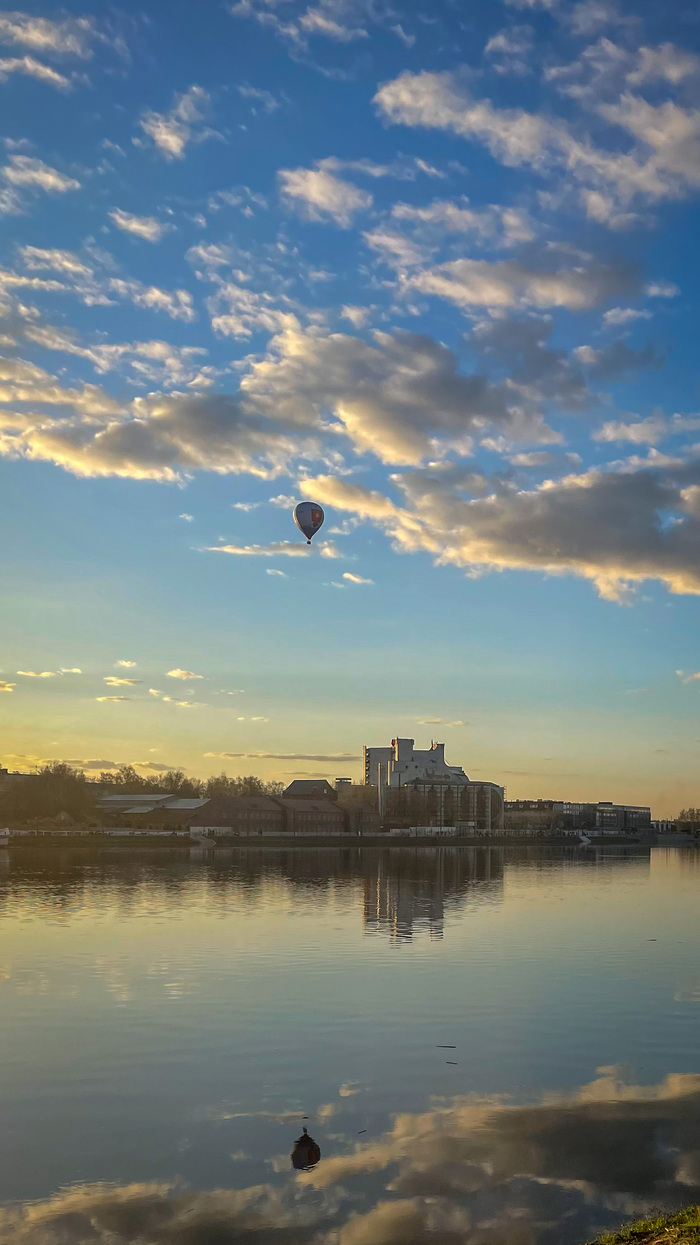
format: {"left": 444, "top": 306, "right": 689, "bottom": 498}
{"left": 363, "top": 738, "right": 504, "bottom": 832}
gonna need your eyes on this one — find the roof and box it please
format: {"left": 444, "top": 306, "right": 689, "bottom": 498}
{"left": 189, "top": 795, "right": 283, "bottom": 825}
{"left": 279, "top": 798, "right": 345, "bottom": 813}
{"left": 98, "top": 793, "right": 174, "bottom": 806}
{"left": 159, "top": 798, "right": 209, "bottom": 811}
{"left": 284, "top": 779, "right": 336, "bottom": 797}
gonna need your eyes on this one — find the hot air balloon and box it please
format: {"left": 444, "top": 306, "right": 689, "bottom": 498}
{"left": 293, "top": 501, "right": 324, "bottom": 545}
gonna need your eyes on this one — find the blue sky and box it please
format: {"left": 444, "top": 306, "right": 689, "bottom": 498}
{"left": 1, "top": 0, "right": 700, "bottom": 813}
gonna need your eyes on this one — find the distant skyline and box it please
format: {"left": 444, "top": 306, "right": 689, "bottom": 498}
{"left": 2, "top": 0, "right": 700, "bottom": 816}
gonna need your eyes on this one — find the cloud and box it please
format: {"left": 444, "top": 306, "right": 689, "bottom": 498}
{"left": 417, "top": 718, "right": 465, "bottom": 726}
{"left": 16, "top": 669, "right": 56, "bottom": 677}
{"left": 374, "top": 67, "right": 700, "bottom": 222}
{"left": 406, "top": 255, "right": 638, "bottom": 312}
{"left": 5, "top": 1069, "right": 700, "bottom": 1245}
{"left": 204, "top": 751, "right": 360, "bottom": 760}
{"left": 19, "top": 246, "right": 91, "bottom": 275}
{"left": 302, "top": 456, "right": 700, "bottom": 601}
{"left": 138, "top": 85, "right": 212, "bottom": 160}
{"left": 593, "top": 413, "right": 700, "bottom": 445}
{"left": 95, "top": 695, "right": 132, "bottom": 702}
{"left": 109, "top": 209, "right": 173, "bottom": 243}
{"left": 602, "top": 307, "right": 652, "bottom": 328}
{"left": 266, "top": 568, "right": 289, "bottom": 577}
{"left": 237, "top": 84, "right": 279, "bottom": 112}
{"left": 207, "top": 540, "right": 319, "bottom": 558}
{"left": 390, "top": 197, "right": 535, "bottom": 247}
{"left": 484, "top": 25, "right": 535, "bottom": 76}
{"left": 677, "top": 670, "right": 700, "bottom": 684}
{"left": 115, "top": 660, "right": 136, "bottom": 668}
{"left": 279, "top": 161, "right": 373, "bottom": 226}
{"left": 166, "top": 668, "right": 203, "bottom": 679}
{"left": 1, "top": 154, "right": 80, "bottom": 192}
{"left": 103, "top": 676, "right": 141, "bottom": 687}
{"left": 342, "top": 571, "right": 373, "bottom": 584}
{"left": 59, "top": 667, "right": 81, "bottom": 674}
{"left": 0, "top": 55, "right": 72, "bottom": 88}
{"left": 108, "top": 279, "right": 195, "bottom": 322}
{"left": 179, "top": 513, "right": 194, "bottom": 521}
{"left": 0, "top": 680, "right": 15, "bottom": 692}
{"left": 0, "top": 13, "right": 98, "bottom": 57}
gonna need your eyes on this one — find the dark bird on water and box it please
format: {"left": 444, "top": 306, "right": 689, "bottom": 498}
{"left": 290, "top": 1126, "right": 321, "bottom": 1170}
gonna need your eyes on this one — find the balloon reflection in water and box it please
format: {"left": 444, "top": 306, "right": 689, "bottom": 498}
{"left": 290, "top": 1126, "right": 321, "bottom": 1170}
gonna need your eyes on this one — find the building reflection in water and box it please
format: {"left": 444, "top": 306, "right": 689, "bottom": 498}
{"left": 362, "top": 847, "right": 505, "bottom": 941}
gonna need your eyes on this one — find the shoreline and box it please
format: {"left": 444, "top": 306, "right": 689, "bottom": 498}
{"left": 0, "top": 832, "right": 662, "bottom": 851}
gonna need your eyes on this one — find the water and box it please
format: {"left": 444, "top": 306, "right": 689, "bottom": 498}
{"left": 0, "top": 844, "right": 699, "bottom": 1244}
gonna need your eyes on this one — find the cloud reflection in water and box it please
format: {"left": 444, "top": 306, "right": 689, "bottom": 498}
{"left": 4, "top": 1067, "right": 700, "bottom": 1244}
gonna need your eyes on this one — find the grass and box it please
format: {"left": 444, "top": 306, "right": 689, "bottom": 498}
{"left": 588, "top": 1206, "right": 700, "bottom": 1243}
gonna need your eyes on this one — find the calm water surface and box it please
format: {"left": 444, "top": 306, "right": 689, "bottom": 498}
{"left": 0, "top": 845, "right": 699, "bottom": 1243}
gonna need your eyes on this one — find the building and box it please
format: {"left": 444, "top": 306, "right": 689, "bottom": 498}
{"left": 189, "top": 795, "right": 285, "bottom": 836}
{"left": 363, "top": 737, "right": 504, "bottom": 832}
{"left": 96, "top": 793, "right": 209, "bottom": 829}
{"left": 560, "top": 802, "right": 651, "bottom": 833}
{"left": 335, "top": 777, "right": 352, "bottom": 790}
{"left": 283, "top": 779, "right": 337, "bottom": 801}
{"left": 276, "top": 798, "right": 346, "bottom": 835}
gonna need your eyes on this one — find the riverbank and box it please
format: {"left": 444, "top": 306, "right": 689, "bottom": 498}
{"left": 0, "top": 831, "right": 652, "bottom": 851}
{"left": 589, "top": 1205, "right": 700, "bottom": 1242}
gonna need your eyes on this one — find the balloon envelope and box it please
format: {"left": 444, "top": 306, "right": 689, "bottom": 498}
{"left": 294, "top": 501, "right": 324, "bottom": 543}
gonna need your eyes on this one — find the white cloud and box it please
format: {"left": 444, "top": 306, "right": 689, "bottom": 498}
{"left": 109, "top": 209, "right": 173, "bottom": 243}
{"left": 279, "top": 161, "right": 373, "bottom": 226}
{"left": 59, "top": 667, "right": 81, "bottom": 674}
{"left": 19, "top": 246, "right": 91, "bottom": 275}
{"left": 179, "top": 513, "right": 194, "bottom": 521}
{"left": 1, "top": 154, "right": 79, "bottom": 192}
{"left": 166, "top": 668, "right": 204, "bottom": 679}
{"left": 484, "top": 25, "right": 534, "bottom": 75}
{"left": 342, "top": 571, "right": 373, "bottom": 584}
{"left": 16, "top": 669, "right": 56, "bottom": 677}
{"left": 375, "top": 67, "right": 700, "bottom": 221}
{"left": 266, "top": 568, "right": 288, "bottom": 577}
{"left": 677, "top": 670, "right": 700, "bottom": 684}
{"left": 406, "top": 256, "right": 637, "bottom": 312}
{"left": 593, "top": 413, "right": 700, "bottom": 445}
{"left": 138, "top": 85, "right": 212, "bottom": 160}
{"left": 237, "top": 84, "right": 279, "bottom": 112}
{"left": 95, "top": 695, "right": 132, "bottom": 702}
{"left": 207, "top": 541, "right": 314, "bottom": 558}
{"left": 0, "top": 55, "right": 72, "bottom": 88}
{"left": 646, "top": 281, "right": 679, "bottom": 298}
{"left": 0, "top": 12, "right": 97, "bottom": 57}
{"left": 391, "top": 197, "right": 535, "bottom": 246}
{"left": 108, "top": 279, "right": 195, "bottom": 322}
{"left": 302, "top": 460, "right": 700, "bottom": 602}
{"left": 103, "top": 675, "right": 141, "bottom": 686}
{"left": 0, "top": 680, "right": 15, "bottom": 692}
{"left": 602, "top": 307, "right": 652, "bottom": 328}
{"left": 115, "top": 659, "right": 136, "bottom": 667}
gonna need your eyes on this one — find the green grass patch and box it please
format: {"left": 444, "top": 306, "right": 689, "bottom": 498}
{"left": 588, "top": 1205, "right": 700, "bottom": 1243}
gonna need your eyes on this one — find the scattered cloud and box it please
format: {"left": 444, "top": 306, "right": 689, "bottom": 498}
{"left": 16, "top": 669, "right": 56, "bottom": 678}
{"left": 138, "top": 85, "right": 213, "bottom": 160}
{"left": 95, "top": 695, "right": 132, "bottom": 702}
{"left": 179, "top": 513, "right": 194, "bottom": 522}
{"left": 0, "top": 680, "right": 15, "bottom": 692}
{"left": 266, "top": 568, "right": 289, "bottom": 576}
{"left": 166, "top": 668, "right": 204, "bottom": 680}
{"left": 103, "top": 675, "right": 141, "bottom": 687}
{"left": 109, "top": 209, "right": 173, "bottom": 243}
{"left": 0, "top": 13, "right": 99, "bottom": 58}
{"left": 237, "top": 84, "right": 279, "bottom": 112}
{"left": 279, "top": 160, "right": 373, "bottom": 226}
{"left": 677, "top": 670, "right": 700, "bottom": 684}
{"left": 59, "top": 667, "right": 81, "bottom": 674}
{"left": 115, "top": 660, "right": 136, "bottom": 668}
{"left": 204, "top": 751, "right": 360, "bottom": 760}
{"left": 0, "top": 55, "right": 72, "bottom": 89}
{"left": 342, "top": 571, "right": 373, "bottom": 584}
{"left": 1, "top": 154, "right": 80, "bottom": 193}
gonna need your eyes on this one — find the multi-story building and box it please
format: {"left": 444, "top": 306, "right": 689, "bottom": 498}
{"left": 363, "top": 737, "right": 504, "bottom": 832}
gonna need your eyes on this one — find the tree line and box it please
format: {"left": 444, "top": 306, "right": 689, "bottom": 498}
{"left": 0, "top": 763, "right": 285, "bottom": 824}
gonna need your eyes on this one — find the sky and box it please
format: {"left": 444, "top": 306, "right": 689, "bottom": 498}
{"left": 1, "top": 0, "right": 700, "bottom": 813}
